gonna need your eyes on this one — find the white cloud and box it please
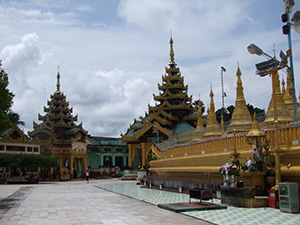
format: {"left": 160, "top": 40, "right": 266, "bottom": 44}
{"left": 0, "top": 33, "right": 43, "bottom": 94}
{"left": 1, "top": 0, "right": 300, "bottom": 138}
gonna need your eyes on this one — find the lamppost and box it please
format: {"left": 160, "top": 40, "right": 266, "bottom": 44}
{"left": 282, "top": 0, "right": 300, "bottom": 125}
{"left": 247, "top": 43, "right": 286, "bottom": 185}
{"left": 221, "top": 66, "right": 227, "bottom": 112}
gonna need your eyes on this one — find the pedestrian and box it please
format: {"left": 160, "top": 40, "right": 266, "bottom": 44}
{"left": 86, "top": 170, "right": 89, "bottom": 183}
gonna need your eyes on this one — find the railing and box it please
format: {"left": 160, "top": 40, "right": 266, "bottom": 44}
{"left": 152, "top": 126, "right": 300, "bottom": 159}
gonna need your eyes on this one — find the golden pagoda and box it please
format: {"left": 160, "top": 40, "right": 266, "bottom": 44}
{"left": 283, "top": 69, "right": 299, "bottom": 116}
{"left": 29, "top": 72, "right": 91, "bottom": 180}
{"left": 226, "top": 66, "right": 252, "bottom": 133}
{"left": 202, "top": 88, "right": 222, "bottom": 139}
{"left": 121, "top": 37, "right": 197, "bottom": 169}
{"left": 192, "top": 97, "right": 205, "bottom": 141}
{"left": 149, "top": 62, "right": 300, "bottom": 192}
{"left": 262, "top": 71, "right": 293, "bottom": 128}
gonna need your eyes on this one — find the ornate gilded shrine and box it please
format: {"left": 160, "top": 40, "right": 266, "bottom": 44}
{"left": 121, "top": 37, "right": 197, "bottom": 169}
{"left": 29, "top": 72, "right": 91, "bottom": 180}
{"left": 149, "top": 64, "right": 300, "bottom": 186}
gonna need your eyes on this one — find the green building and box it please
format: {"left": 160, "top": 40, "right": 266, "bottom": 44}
{"left": 87, "top": 136, "right": 128, "bottom": 177}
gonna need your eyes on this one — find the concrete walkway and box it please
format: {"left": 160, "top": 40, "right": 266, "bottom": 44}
{"left": 0, "top": 180, "right": 211, "bottom": 225}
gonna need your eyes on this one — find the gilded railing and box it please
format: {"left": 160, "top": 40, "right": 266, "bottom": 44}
{"left": 152, "top": 126, "right": 300, "bottom": 160}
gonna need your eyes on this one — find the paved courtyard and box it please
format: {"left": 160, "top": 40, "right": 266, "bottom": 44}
{"left": 0, "top": 178, "right": 300, "bottom": 225}
{"left": 0, "top": 179, "right": 210, "bottom": 225}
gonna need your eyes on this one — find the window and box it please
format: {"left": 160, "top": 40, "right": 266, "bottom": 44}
{"left": 104, "top": 148, "right": 111, "bottom": 152}
{"left": 116, "top": 148, "right": 123, "bottom": 153}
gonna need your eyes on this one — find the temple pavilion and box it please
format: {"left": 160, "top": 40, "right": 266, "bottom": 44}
{"left": 121, "top": 37, "right": 197, "bottom": 170}
{"left": 29, "top": 72, "right": 91, "bottom": 180}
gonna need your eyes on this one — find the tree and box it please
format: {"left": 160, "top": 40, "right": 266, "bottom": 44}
{"left": 0, "top": 154, "right": 58, "bottom": 168}
{"left": 192, "top": 100, "right": 205, "bottom": 114}
{"left": 0, "top": 61, "right": 14, "bottom": 133}
{"left": 8, "top": 111, "right": 25, "bottom": 126}
{"left": 215, "top": 105, "right": 235, "bottom": 124}
{"left": 215, "top": 104, "right": 265, "bottom": 124}
{"left": 247, "top": 104, "right": 266, "bottom": 122}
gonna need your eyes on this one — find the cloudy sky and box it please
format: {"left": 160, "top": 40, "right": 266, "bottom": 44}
{"left": 1, "top": 0, "right": 300, "bottom": 137}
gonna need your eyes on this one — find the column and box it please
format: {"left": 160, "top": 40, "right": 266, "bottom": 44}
{"left": 128, "top": 144, "right": 133, "bottom": 169}
{"left": 3, "top": 167, "right": 6, "bottom": 183}
{"left": 83, "top": 156, "right": 87, "bottom": 178}
{"left": 50, "top": 167, "right": 54, "bottom": 181}
{"left": 141, "top": 142, "right": 146, "bottom": 169}
{"left": 69, "top": 155, "right": 74, "bottom": 179}
{"left": 59, "top": 156, "right": 63, "bottom": 180}
{"left": 38, "top": 167, "right": 41, "bottom": 181}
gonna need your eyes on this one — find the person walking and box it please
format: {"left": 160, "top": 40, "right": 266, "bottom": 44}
{"left": 86, "top": 170, "right": 89, "bottom": 183}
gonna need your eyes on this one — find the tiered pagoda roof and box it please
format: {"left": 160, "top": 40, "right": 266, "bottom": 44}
{"left": 29, "top": 72, "right": 88, "bottom": 145}
{"left": 122, "top": 37, "right": 197, "bottom": 142}
{"left": 149, "top": 37, "right": 195, "bottom": 121}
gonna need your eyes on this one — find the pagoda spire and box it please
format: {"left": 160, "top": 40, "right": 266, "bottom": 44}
{"left": 169, "top": 34, "right": 175, "bottom": 65}
{"left": 283, "top": 68, "right": 298, "bottom": 113}
{"left": 226, "top": 65, "right": 252, "bottom": 133}
{"left": 203, "top": 86, "right": 222, "bottom": 139}
{"left": 56, "top": 69, "right": 61, "bottom": 93}
{"left": 263, "top": 71, "right": 293, "bottom": 128}
{"left": 193, "top": 96, "right": 205, "bottom": 141}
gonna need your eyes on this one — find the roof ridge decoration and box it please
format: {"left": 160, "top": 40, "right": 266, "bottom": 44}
{"left": 169, "top": 36, "right": 176, "bottom": 65}
{"left": 56, "top": 71, "right": 60, "bottom": 93}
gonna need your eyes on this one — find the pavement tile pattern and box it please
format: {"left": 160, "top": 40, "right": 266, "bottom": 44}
{"left": 0, "top": 180, "right": 210, "bottom": 225}
{"left": 98, "top": 179, "right": 300, "bottom": 225}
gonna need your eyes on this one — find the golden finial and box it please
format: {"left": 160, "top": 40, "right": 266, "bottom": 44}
{"left": 169, "top": 32, "right": 175, "bottom": 64}
{"left": 56, "top": 66, "right": 60, "bottom": 92}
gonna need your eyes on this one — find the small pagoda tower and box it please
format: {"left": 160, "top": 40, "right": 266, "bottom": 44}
{"left": 263, "top": 71, "right": 293, "bottom": 128}
{"left": 226, "top": 65, "right": 252, "bottom": 133}
{"left": 193, "top": 97, "right": 205, "bottom": 141}
{"left": 202, "top": 87, "right": 222, "bottom": 139}
{"left": 29, "top": 72, "right": 91, "bottom": 180}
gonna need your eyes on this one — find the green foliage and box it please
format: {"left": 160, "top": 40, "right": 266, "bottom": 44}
{"left": 8, "top": 111, "right": 25, "bottom": 126}
{"left": 0, "top": 61, "right": 15, "bottom": 133}
{"left": 0, "top": 154, "right": 58, "bottom": 168}
{"left": 215, "top": 104, "right": 265, "bottom": 125}
{"left": 215, "top": 105, "right": 235, "bottom": 124}
{"left": 247, "top": 103, "right": 266, "bottom": 122}
{"left": 192, "top": 100, "right": 205, "bottom": 113}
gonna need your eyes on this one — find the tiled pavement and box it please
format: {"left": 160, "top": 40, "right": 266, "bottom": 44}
{"left": 0, "top": 179, "right": 300, "bottom": 225}
{"left": 0, "top": 180, "right": 210, "bottom": 225}
{"left": 97, "top": 179, "right": 300, "bottom": 225}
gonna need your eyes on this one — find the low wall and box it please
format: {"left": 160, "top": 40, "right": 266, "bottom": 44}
{"left": 143, "top": 175, "right": 222, "bottom": 193}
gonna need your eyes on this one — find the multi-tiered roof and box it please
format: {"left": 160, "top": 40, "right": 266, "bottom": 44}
{"left": 122, "top": 38, "right": 197, "bottom": 143}
{"left": 29, "top": 72, "right": 88, "bottom": 149}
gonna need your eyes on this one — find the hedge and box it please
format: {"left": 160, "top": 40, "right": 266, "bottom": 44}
{"left": 0, "top": 154, "right": 58, "bottom": 168}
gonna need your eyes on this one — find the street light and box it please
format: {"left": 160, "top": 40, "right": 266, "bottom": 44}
{"left": 139, "top": 117, "right": 159, "bottom": 144}
{"left": 221, "top": 66, "right": 228, "bottom": 114}
{"left": 281, "top": 1, "right": 299, "bottom": 125}
{"left": 247, "top": 43, "right": 284, "bottom": 185}
{"left": 247, "top": 43, "right": 282, "bottom": 124}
